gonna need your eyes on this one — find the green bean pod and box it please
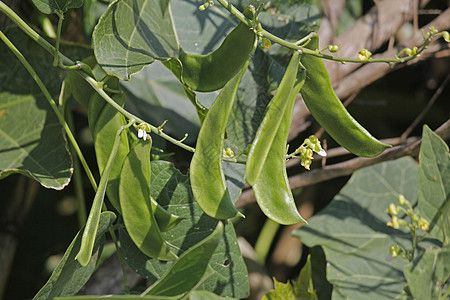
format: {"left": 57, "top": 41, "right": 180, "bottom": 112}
{"left": 119, "top": 139, "right": 178, "bottom": 260}
{"left": 251, "top": 59, "right": 307, "bottom": 225}
{"left": 300, "top": 35, "right": 391, "bottom": 157}
{"left": 245, "top": 51, "right": 301, "bottom": 186}
{"left": 178, "top": 22, "right": 256, "bottom": 92}
{"left": 189, "top": 40, "right": 257, "bottom": 219}
{"left": 88, "top": 88, "right": 129, "bottom": 212}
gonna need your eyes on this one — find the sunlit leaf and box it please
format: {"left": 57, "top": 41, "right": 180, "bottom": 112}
{"left": 93, "top": 0, "right": 179, "bottom": 80}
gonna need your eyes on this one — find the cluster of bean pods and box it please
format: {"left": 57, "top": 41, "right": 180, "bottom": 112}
{"left": 76, "top": 10, "right": 391, "bottom": 264}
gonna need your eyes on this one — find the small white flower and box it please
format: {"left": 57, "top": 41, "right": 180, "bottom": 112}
{"left": 317, "top": 149, "right": 327, "bottom": 157}
{"left": 138, "top": 128, "right": 144, "bottom": 138}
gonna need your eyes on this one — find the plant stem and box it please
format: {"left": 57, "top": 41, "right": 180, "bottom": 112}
{"left": 52, "top": 12, "right": 64, "bottom": 67}
{"left": 0, "top": 29, "right": 98, "bottom": 192}
{"left": 215, "top": 0, "right": 433, "bottom": 64}
{"left": 254, "top": 218, "right": 280, "bottom": 264}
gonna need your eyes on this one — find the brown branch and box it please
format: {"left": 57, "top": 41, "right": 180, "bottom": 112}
{"left": 236, "top": 119, "right": 450, "bottom": 209}
{"left": 334, "top": 7, "right": 450, "bottom": 99}
{"left": 324, "top": 0, "right": 431, "bottom": 83}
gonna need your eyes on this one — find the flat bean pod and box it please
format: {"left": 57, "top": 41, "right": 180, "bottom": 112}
{"left": 119, "top": 139, "right": 177, "bottom": 260}
{"left": 245, "top": 51, "right": 301, "bottom": 186}
{"left": 88, "top": 89, "right": 129, "bottom": 212}
{"left": 88, "top": 86, "right": 180, "bottom": 229}
{"left": 189, "top": 40, "right": 257, "bottom": 219}
{"left": 251, "top": 58, "right": 307, "bottom": 225}
{"left": 300, "top": 35, "right": 391, "bottom": 157}
{"left": 178, "top": 22, "right": 256, "bottom": 92}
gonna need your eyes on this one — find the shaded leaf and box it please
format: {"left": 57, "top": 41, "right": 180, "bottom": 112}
{"left": 31, "top": 0, "right": 83, "bottom": 15}
{"left": 120, "top": 161, "right": 249, "bottom": 299}
{"left": 293, "top": 158, "right": 423, "bottom": 300}
{"left": 404, "top": 246, "right": 450, "bottom": 300}
{"left": 0, "top": 28, "right": 72, "bottom": 190}
{"left": 121, "top": 62, "right": 201, "bottom": 145}
{"left": 294, "top": 255, "right": 317, "bottom": 299}
{"left": 144, "top": 222, "right": 223, "bottom": 296}
{"left": 417, "top": 125, "right": 450, "bottom": 240}
{"left": 93, "top": 0, "right": 179, "bottom": 80}
{"left": 33, "top": 212, "right": 116, "bottom": 300}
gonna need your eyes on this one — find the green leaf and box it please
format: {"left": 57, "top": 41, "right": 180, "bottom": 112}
{"left": 293, "top": 157, "right": 423, "bottom": 300}
{"left": 417, "top": 125, "right": 450, "bottom": 241}
{"left": 294, "top": 255, "right": 317, "bottom": 300}
{"left": 120, "top": 161, "right": 249, "bottom": 299}
{"left": 33, "top": 212, "right": 116, "bottom": 300}
{"left": 404, "top": 246, "right": 450, "bottom": 300}
{"left": 187, "top": 290, "right": 238, "bottom": 300}
{"left": 262, "top": 278, "right": 296, "bottom": 300}
{"left": 31, "top": 0, "right": 84, "bottom": 15}
{"left": 144, "top": 222, "right": 223, "bottom": 296}
{"left": 0, "top": 28, "right": 72, "bottom": 190}
{"left": 93, "top": 0, "right": 179, "bottom": 80}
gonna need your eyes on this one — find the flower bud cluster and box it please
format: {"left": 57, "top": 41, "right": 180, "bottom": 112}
{"left": 136, "top": 123, "right": 151, "bottom": 141}
{"left": 386, "top": 194, "right": 430, "bottom": 261}
{"left": 291, "top": 135, "right": 326, "bottom": 170}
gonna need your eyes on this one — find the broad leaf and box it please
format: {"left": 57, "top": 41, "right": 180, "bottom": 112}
{"left": 31, "top": 0, "right": 83, "bottom": 15}
{"left": 33, "top": 212, "right": 116, "bottom": 300}
{"left": 417, "top": 125, "right": 450, "bottom": 240}
{"left": 144, "top": 222, "right": 223, "bottom": 296}
{"left": 0, "top": 29, "right": 72, "bottom": 190}
{"left": 293, "top": 158, "right": 423, "bottom": 300}
{"left": 93, "top": 0, "right": 179, "bottom": 80}
{"left": 120, "top": 161, "right": 249, "bottom": 299}
{"left": 404, "top": 246, "right": 450, "bottom": 300}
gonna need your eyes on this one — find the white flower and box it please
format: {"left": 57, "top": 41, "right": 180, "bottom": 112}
{"left": 317, "top": 149, "right": 327, "bottom": 157}
{"left": 138, "top": 128, "right": 144, "bottom": 138}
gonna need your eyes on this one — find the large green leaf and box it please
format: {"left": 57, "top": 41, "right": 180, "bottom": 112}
{"left": 417, "top": 125, "right": 450, "bottom": 240}
{"left": 93, "top": 0, "right": 179, "bottom": 80}
{"left": 120, "top": 161, "right": 249, "bottom": 299}
{"left": 33, "top": 212, "right": 116, "bottom": 300}
{"left": 293, "top": 158, "right": 424, "bottom": 300}
{"left": 404, "top": 246, "right": 450, "bottom": 300}
{"left": 31, "top": 0, "right": 84, "bottom": 15}
{"left": 0, "top": 29, "right": 72, "bottom": 190}
{"left": 144, "top": 222, "right": 223, "bottom": 296}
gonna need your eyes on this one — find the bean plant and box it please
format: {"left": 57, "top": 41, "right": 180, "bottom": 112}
{"left": 0, "top": 0, "right": 449, "bottom": 299}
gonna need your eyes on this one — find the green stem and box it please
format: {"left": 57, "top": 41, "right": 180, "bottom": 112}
{"left": 215, "top": 0, "right": 432, "bottom": 64}
{"left": 65, "top": 108, "right": 87, "bottom": 228}
{"left": 0, "top": 29, "right": 98, "bottom": 192}
{"left": 254, "top": 218, "right": 280, "bottom": 264}
{"left": 78, "top": 72, "right": 196, "bottom": 153}
{"left": 52, "top": 12, "right": 64, "bottom": 67}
